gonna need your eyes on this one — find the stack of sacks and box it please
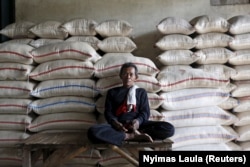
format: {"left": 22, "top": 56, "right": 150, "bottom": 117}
{"left": 28, "top": 20, "right": 68, "bottom": 48}
{"left": 27, "top": 41, "right": 101, "bottom": 134}
{"left": 227, "top": 15, "right": 250, "bottom": 150}
{"left": 155, "top": 16, "right": 239, "bottom": 151}
{"left": 63, "top": 18, "right": 101, "bottom": 52}
{"left": 94, "top": 20, "right": 163, "bottom": 126}
{"left": 0, "top": 41, "right": 35, "bottom": 166}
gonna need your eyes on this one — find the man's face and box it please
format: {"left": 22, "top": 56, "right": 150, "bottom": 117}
{"left": 120, "top": 67, "right": 138, "bottom": 88}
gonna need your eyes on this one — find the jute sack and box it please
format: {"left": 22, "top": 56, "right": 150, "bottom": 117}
{"left": 234, "top": 111, "right": 250, "bottom": 126}
{"left": 94, "top": 53, "right": 159, "bottom": 78}
{"left": 161, "top": 106, "right": 238, "bottom": 128}
{"left": 173, "top": 142, "right": 241, "bottom": 151}
{"left": 0, "top": 63, "right": 34, "bottom": 81}
{"left": 31, "top": 41, "right": 101, "bottom": 64}
{"left": 228, "top": 15, "right": 250, "bottom": 34}
{"left": 156, "top": 50, "right": 198, "bottom": 65}
{"left": 31, "top": 79, "right": 98, "bottom": 98}
{"left": 157, "top": 68, "right": 229, "bottom": 92}
{"left": 190, "top": 15, "right": 229, "bottom": 33}
{"left": 0, "top": 43, "right": 33, "bottom": 64}
{"left": 0, "top": 21, "right": 35, "bottom": 38}
{"left": 0, "top": 148, "right": 22, "bottom": 166}
{"left": 194, "top": 47, "right": 234, "bottom": 64}
{"left": 155, "top": 34, "right": 196, "bottom": 50}
{"left": 170, "top": 125, "right": 238, "bottom": 149}
{"left": 235, "top": 125, "right": 250, "bottom": 141}
{"left": 61, "top": 18, "right": 97, "bottom": 36}
{"left": 194, "top": 32, "right": 233, "bottom": 49}
{"left": 0, "top": 114, "right": 32, "bottom": 130}
{"left": 229, "top": 33, "right": 250, "bottom": 50}
{"left": 66, "top": 36, "right": 101, "bottom": 50}
{"left": 95, "top": 20, "right": 133, "bottom": 37}
{"left": 0, "top": 130, "right": 29, "bottom": 147}
{"left": 29, "top": 21, "right": 68, "bottom": 39}
{"left": 0, "top": 98, "right": 32, "bottom": 114}
{"left": 29, "top": 38, "right": 63, "bottom": 48}
{"left": 196, "top": 64, "right": 236, "bottom": 79}
{"left": 229, "top": 49, "right": 250, "bottom": 65}
{"left": 29, "top": 96, "right": 95, "bottom": 115}
{"left": 28, "top": 112, "right": 97, "bottom": 132}
{"left": 0, "top": 81, "right": 36, "bottom": 98}
{"left": 29, "top": 60, "right": 95, "bottom": 81}
{"left": 157, "top": 17, "right": 195, "bottom": 35}
{"left": 160, "top": 88, "right": 230, "bottom": 110}
{"left": 97, "top": 36, "right": 137, "bottom": 53}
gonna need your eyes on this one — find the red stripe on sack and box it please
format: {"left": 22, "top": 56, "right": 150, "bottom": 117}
{"left": 0, "top": 86, "right": 30, "bottom": 92}
{"left": 161, "top": 77, "right": 228, "bottom": 87}
{"left": 0, "top": 121, "right": 28, "bottom": 125}
{"left": 96, "top": 82, "right": 122, "bottom": 90}
{"left": 29, "top": 66, "right": 94, "bottom": 78}
{"left": 29, "top": 119, "right": 96, "bottom": 129}
{"left": 0, "top": 68, "right": 27, "bottom": 72}
{"left": 0, "top": 51, "right": 32, "bottom": 59}
{"left": 33, "top": 49, "right": 92, "bottom": 58}
{"left": 0, "top": 104, "right": 27, "bottom": 108}
{"left": 136, "top": 79, "right": 161, "bottom": 86}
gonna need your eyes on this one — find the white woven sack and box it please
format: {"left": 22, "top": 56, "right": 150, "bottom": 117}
{"left": 236, "top": 125, "right": 250, "bottom": 141}
{"left": 0, "top": 63, "right": 34, "bottom": 81}
{"left": 170, "top": 125, "right": 238, "bottom": 148}
{"left": 194, "top": 33, "right": 233, "bottom": 49}
{"left": 190, "top": 15, "right": 229, "bottom": 33}
{"left": 229, "top": 49, "right": 250, "bottom": 65}
{"left": 94, "top": 53, "right": 159, "bottom": 78}
{"left": 157, "top": 68, "right": 229, "bottom": 92}
{"left": 96, "top": 75, "right": 161, "bottom": 95}
{"left": 66, "top": 36, "right": 101, "bottom": 50}
{"left": 0, "top": 43, "right": 33, "bottom": 64}
{"left": 231, "top": 83, "right": 250, "bottom": 97}
{"left": 218, "top": 97, "right": 239, "bottom": 110}
{"left": 161, "top": 106, "right": 238, "bottom": 128}
{"left": 29, "top": 60, "right": 95, "bottom": 81}
{"left": 29, "top": 21, "right": 68, "bottom": 39}
{"left": 0, "top": 21, "right": 35, "bottom": 38}
{"left": 65, "top": 148, "right": 102, "bottom": 165}
{"left": 155, "top": 34, "right": 196, "bottom": 50}
{"left": 31, "top": 41, "right": 101, "bottom": 64}
{"left": 28, "top": 112, "right": 97, "bottom": 132}
{"left": 97, "top": 36, "right": 137, "bottom": 53}
{"left": 29, "top": 38, "right": 63, "bottom": 48}
{"left": 0, "top": 98, "right": 32, "bottom": 114}
{"left": 61, "top": 18, "right": 97, "bottom": 36}
{"left": 160, "top": 65, "right": 193, "bottom": 72}
{"left": 0, "top": 114, "right": 32, "bottom": 130}
{"left": 233, "top": 97, "right": 250, "bottom": 112}
{"left": 29, "top": 96, "right": 95, "bottom": 115}
{"left": 228, "top": 15, "right": 250, "bottom": 34}
{"left": 229, "top": 33, "right": 250, "bottom": 50}
{"left": 0, "top": 81, "right": 36, "bottom": 98}
{"left": 0, "top": 130, "right": 29, "bottom": 147}
{"left": 196, "top": 64, "right": 236, "bottom": 79}
{"left": 95, "top": 20, "right": 133, "bottom": 37}
{"left": 31, "top": 79, "right": 98, "bottom": 98}
{"left": 239, "top": 141, "right": 250, "bottom": 150}
{"left": 160, "top": 88, "right": 230, "bottom": 110}
{"left": 234, "top": 111, "right": 250, "bottom": 126}
{"left": 156, "top": 50, "right": 198, "bottom": 65}
{"left": 231, "top": 65, "right": 250, "bottom": 80}
{"left": 157, "top": 17, "right": 195, "bottom": 35}
{"left": 173, "top": 142, "right": 242, "bottom": 151}
{"left": 2, "top": 38, "right": 34, "bottom": 45}
{"left": 0, "top": 148, "right": 22, "bottom": 166}
{"left": 195, "top": 48, "right": 234, "bottom": 64}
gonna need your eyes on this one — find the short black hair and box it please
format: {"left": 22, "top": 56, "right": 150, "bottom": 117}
{"left": 119, "top": 62, "right": 138, "bottom": 77}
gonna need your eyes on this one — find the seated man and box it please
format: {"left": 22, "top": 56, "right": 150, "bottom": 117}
{"left": 88, "top": 62, "right": 174, "bottom": 146}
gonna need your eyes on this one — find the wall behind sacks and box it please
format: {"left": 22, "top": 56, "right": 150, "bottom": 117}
{"left": 15, "top": 0, "right": 250, "bottom": 68}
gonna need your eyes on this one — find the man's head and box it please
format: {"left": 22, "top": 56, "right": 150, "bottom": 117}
{"left": 119, "top": 62, "right": 138, "bottom": 88}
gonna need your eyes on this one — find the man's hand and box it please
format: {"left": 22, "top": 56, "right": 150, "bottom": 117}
{"left": 111, "top": 120, "right": 127, "bottom": 132}
{"left": 132, "top": 119, "right": 139, "bottom": 130}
